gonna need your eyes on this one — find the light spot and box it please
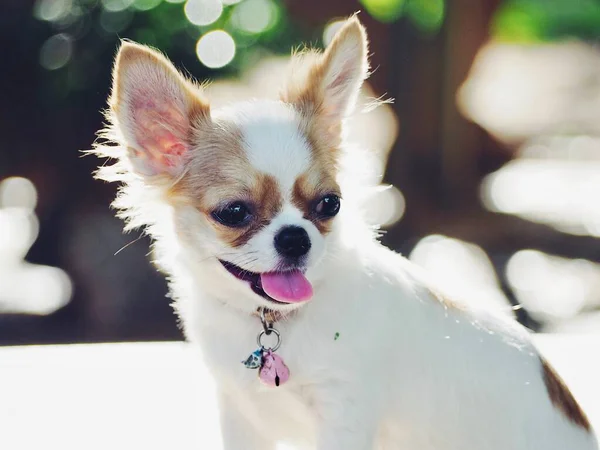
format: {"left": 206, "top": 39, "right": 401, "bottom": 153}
{"left": 506, "top": 250, "right": 594, "bottom": 321}
{"left": 0, "top": 208, "right": 37, "bottom": 257}
{"left": 196, "top": 30, "right": 235, "bottom": 69}
{"left": 133, "top": 0, "right": 162, "bottom": 10}
{"left": 101, "top": 0, "right": 135, "bottom": 12}
{"left": 359, "top": 0, "right": 405, "bottom": 22}
{"left": 410, "top": 235, "right": 511, "bottom": 314}
{"left": 481, "top": 158, "right": 600, "bottom": 237}
{"left": 34, "top": 0, "right": 72, "bottom": 22}
{"left": 405, "top": 0, "right": 445, "bottom": 33}
{"left": 100, "top": 9, "right": 134, "bottom": 33}
{"left": 0, "top": 177, "right": 72, "bottom": 315}
{"left": 39, "top": 33, "right": 73, "bottom": 71}
{"left": 361, "top": 184, "right": 405, "bottom": 227}
{"left": 185, "top": 0, "right": 222, "bottom": 26}
{"left": 231, "top": 0, "right": 278, "bottom": 34}
{"left": 0, "top": 178, "right": 37, "bottom": 210}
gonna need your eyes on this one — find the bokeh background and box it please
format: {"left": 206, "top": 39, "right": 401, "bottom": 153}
{"left": 1, "top": 0, "right": 600, "bottom": 345}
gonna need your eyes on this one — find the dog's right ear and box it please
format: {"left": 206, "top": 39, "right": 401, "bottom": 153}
{"left": 110, "top": 41, "right": 210, "bottom": 178}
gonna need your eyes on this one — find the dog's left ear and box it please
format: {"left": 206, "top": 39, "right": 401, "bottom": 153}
{"left": 284, "top": 16, "right": 369, "bottom": 122}
{"left": 110, "top": 41, "right": 211, "bottom": 178}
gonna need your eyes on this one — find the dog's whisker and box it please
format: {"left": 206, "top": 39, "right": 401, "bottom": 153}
{"left": 114, "top": 233, "right": 145, "bottom": 256}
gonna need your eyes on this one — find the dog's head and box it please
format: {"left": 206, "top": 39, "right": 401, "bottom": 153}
{"left": 96, "top": 17, "right": 370, "bottom": 312}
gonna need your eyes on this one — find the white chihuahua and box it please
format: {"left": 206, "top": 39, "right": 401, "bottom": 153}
{"left": 92, "top": 17, "right": 597, "bottom": 450}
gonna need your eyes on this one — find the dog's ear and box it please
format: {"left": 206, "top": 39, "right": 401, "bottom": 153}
{"left": 284, "top": 16, "right": 369, "bottom": 122}
{"left": 110, "top": 41, "right": 210, "bottom": 178}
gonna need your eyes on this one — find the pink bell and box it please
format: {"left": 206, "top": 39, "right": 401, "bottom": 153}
{"left": 259, "top": 350, "right": 290, "bottom": 387}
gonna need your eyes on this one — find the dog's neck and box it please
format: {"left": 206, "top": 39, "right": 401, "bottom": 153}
{"left": 252, "top": 307, "right": 287, "bottom": 324}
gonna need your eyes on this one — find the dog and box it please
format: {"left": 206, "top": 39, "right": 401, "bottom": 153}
{"left": 92, "top": 16, "right": 598, "bottom": 450}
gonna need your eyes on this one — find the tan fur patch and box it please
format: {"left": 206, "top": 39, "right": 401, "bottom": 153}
{"left": 433, "top": 290, "right": 468, "bottom": 312}
{"left": 541, "top": 357, "right": 591, "bottom": 431}
{"left": 281, "top": 17, "right": 368, "bottom": 237}
{"left": 282, "top": 51, "right": 343, "bottom": 170}
{"left": 170, "top": 120, "right": 283, "bottom": 248}
{"left": 290, "top": 88, "right": 342, "bottom": 236}
{"left": 281, "top": 17, "right": 368, "bottom": 157}
{"left": 224, "top": 173, "right": 282, "bottom": 248}
{"left": 292, "top": 172, "right": 340, "bottom": 235}
{"left": 281, "top": 17, "right": 368, "bottom": 118}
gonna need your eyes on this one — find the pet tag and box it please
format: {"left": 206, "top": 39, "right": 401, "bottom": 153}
{"left": 242, "top": 323, "right": 290, "bottom": 387}
{"left": 242, "top": 349, "right": 263, "bottom": 369}
{"left": 259, "top": 349, "right": 290, "bottom": 387}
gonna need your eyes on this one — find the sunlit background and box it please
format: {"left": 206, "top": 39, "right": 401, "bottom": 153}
{"left": 1, "top": 0, "right": 600, "bottom": 345}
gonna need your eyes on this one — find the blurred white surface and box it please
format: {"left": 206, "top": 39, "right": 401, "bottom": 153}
{"left": 0, "top": 177, "right": 72, "bottom": 315}
{"left": 0, "top": 337, "right": 598, "bottom": 449}
{"left": 459, "top": 41, "right": 600, "bottom": 144}
{"left": 410, "top": 235, "right": 513, "bottom": 316}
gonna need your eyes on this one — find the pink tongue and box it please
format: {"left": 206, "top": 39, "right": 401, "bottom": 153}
{"left": 260, "top": 270, "right": 313, "bottom": 303}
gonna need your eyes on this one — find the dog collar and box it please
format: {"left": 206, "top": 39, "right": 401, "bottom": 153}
{"left": 252, "top": 307, "right": 283, "bottom": 325}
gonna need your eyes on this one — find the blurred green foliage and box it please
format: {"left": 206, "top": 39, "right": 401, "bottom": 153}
{"left": 359, "top": 0, "right": 445, "bottom": 33}
{"left": 32, "top": 0, "right": 305, "bottom": 100}
{"left": 33, "top": 0, "right": 600, "bottom": 105}
{"left": 493, "top": 0, "right": 600, "bottom": 42}
{"left": 33, "top": 0, "right": 452, "bottom": 103}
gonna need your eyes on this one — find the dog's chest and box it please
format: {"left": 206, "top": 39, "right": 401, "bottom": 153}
{"left": 241, "top": 380, "right": 318, "bottom": 446}
{"left": 195, "top": 317, "right": 319, "bottom": 444}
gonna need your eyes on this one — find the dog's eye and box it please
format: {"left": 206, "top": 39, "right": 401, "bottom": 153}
{"left": 314, "top": 194, "right": 341, "bottom": 219}
{"left": 212, "top": 202, "right": 252, "bottom": 227}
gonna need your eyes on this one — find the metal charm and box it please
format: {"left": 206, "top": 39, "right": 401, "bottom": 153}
{"left": 242, "top": 349, "right": 262, "bottom": 369}
{"left": 259, "top": 349, "right": 290, "bottom": 387}
{"left": 241, "top": 308, "right": 290, "bottom": 387}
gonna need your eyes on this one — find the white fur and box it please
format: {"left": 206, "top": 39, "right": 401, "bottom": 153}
{"left": 172, "top": 223, "right": 598, "bottom": 450}
{"left": 152, "top": 102, "right": 599, "bottom": 448}
{"left": 216, "top": 100, "right": 312, "bottom": 193}
{"left": 96, "top": 19, "right": 598, "bottom": 450}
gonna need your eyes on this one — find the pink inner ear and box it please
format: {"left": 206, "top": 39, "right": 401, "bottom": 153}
{"left": 328, "top": 61, "right": 354, "bottom": 91}
{"left": 130, "top": 94, "right": 190, "bottom": 174}
{"left": 324, "top": 58, "right": 359, "bottom": 116}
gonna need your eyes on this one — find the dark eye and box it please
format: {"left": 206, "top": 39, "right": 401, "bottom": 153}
{"left": 212, "top": 202, "right": 252, "bottom": 227}
{"left": 314, "top": 194, "right": 341, "bottom": 219}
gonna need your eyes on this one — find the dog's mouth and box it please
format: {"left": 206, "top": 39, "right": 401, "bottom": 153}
{"left": 219, "top": 260, "right": 313, "bottom": 304}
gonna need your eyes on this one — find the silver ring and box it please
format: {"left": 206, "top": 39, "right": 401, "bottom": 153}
{"left": 257, "top": 328, "right": 281, "bottom": 351}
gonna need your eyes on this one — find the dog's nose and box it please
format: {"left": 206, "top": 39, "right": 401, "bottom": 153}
{"left": 274, "top": 226, "right": 311, "bottom": 258}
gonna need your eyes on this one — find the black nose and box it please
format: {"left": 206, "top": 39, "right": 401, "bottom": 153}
{"left": 274, "top": 226, "right": 311, "bottom": 258}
